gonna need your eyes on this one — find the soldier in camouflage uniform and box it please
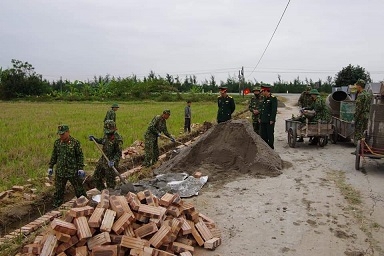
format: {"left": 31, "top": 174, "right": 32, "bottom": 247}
{"left": 248, "top": 87, "right": 262, "bottom": 134}
{"left": 143, "top": 110, "right": 175, "bottom": 167}
{"left": 353, "top": 79, "right": 372, "bottom": 145}
{"left": 217, "top": 87, "right": 236, "bottom": 123}
{"left": 298, "top": 86, "right": 314, "bottom": 108}
{"left": 307, "top": 89, "right": 331, "bottom": 145}
{"left": 104, "top": 103, "right": 119, "bottom": 124}
{"left": 308, "top": 89, "right": 331, "bottom": 123}
{"left": 89, "top": 120, "right": 123, "bottom": 191}
{"left": 48, "top": 124, "right": 87, "bottom": 208}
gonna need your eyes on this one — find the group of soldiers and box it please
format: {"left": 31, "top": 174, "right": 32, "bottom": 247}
{"left": 47, "top": 103, "right": 177, "bottom": 207}
{"left": 247, "top": 85, "right": 278, "bottom": 149}
{"left": 216, "top": 85, "right": 278, "bottom": 149}
{"left": 294, "top": 79, "right": 372, "bottom": 146}
{"left": 47, "top": 80, "right": 372, "bottom": 207}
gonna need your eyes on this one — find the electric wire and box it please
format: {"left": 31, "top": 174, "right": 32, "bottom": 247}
{"left": 247, "top": 0, "right": 291, "bottom": 79}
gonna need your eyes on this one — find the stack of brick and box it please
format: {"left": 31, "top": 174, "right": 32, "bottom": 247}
{"left": 21, "top": 190, "right": 221, "bottom": 256}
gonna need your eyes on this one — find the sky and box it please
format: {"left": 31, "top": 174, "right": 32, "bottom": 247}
{"left": 1, "top": 0, "right": 383, "bottom": 85}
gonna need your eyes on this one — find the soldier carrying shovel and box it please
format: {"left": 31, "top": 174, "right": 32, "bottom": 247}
{"left": 89, "top": 120, "right": 123, "bottom": 191}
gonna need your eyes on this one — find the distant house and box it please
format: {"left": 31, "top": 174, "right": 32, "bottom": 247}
{"left": 366, "top": 82, "right": 382, "bottom": 95}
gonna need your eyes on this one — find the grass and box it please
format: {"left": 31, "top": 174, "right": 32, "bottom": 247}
{"left": 0, "top": 96, "right": 251, "bottom": 191}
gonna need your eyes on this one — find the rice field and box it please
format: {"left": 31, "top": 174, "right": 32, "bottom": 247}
{"left": 0, "top": 100, "right": 223, "bottom": 191}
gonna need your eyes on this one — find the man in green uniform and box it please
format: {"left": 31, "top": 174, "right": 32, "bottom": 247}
{"left": 298, "top": 86, "right": 313, "bottom": 109}
{"left": 104, "top": 103, "right": 119, "bottom": 123}
{"left": 307, "top": 89, "right": 331, "bottom": 145}
{"left": 297, "top": 86, "right": 314, "bottom": 142}
{"left": 248, "top": 87, "right": 262, "bottom": 134}
{"left": 143, "top": 110, "right": 175, "bottom": 167}
{"left": 353, "top": 79, "right": 372, "bottom": 145}
{"left": 48, "top": 124, "right": 87, "bottom": 208}
{"left": 89, "top": 120, "right": 123, "bottom": 191}
{"left": 259, "top": 85, "right": 278, "bottom": 149}
{"left": 217, "top": 86, "right": 235, "bottom": 123}
{"left": 308, "top": 89, "right": 331, "bottom": 122}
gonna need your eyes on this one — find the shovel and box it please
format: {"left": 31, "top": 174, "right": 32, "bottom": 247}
{"left": 91, "top": 137, "right": 134, "bottom": 193}
{"left": 160, "top": 134, "right": 188, "bottom": 147}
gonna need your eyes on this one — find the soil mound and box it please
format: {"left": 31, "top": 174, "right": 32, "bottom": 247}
{"left": 154, "top": 119, "right": 282, "bottom": 183}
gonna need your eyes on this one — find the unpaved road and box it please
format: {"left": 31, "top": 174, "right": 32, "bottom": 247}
{"left": 189, "top": 94, "right": 384, "bottom": 256}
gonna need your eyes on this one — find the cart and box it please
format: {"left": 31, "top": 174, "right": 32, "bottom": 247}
{"left": 285, "top": 118, "right": 334, "bottom": 148}
{"left": 330, "top": 116, "right": 354, "bottom": 143}
{"left": 355, "top": 96, "right": 384, "bottom": 170}
{"left": 355, "top": 134, "right": 384, "bottom": 170}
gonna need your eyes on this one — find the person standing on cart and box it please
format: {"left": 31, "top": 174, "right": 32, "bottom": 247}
{"left": 307, "top": 89, "right": 331, "bottom": 145}
{"left": 353, "top": 79, "right": 372, "bottom": 145}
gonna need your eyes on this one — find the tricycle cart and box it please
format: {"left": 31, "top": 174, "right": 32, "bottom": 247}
{"left": 285, "top": 118, "right": 334, "bottom": 148}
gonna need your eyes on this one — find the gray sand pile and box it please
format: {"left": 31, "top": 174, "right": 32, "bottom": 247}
{"left": 154, "top": 119, "right": 282, "bottom": 183}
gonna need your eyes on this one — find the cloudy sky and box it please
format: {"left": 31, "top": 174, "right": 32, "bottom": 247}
{"left": 1, "top": 0, "right": 383, "bottom": 84}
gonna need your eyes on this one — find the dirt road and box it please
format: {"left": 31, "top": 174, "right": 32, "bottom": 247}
{"left": 189, "top": 94, "right": 384, "bottom": 256}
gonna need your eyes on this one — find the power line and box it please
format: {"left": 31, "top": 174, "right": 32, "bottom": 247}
{"left": 247, "top": 0, "right": 291, "bottom": 78}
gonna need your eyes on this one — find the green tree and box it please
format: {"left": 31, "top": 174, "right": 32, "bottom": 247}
{"left": 0, "top": 59, "right": 49, "bottom": 100}
{"left": 334, "top": 64, "right": 371, "bottom": 87}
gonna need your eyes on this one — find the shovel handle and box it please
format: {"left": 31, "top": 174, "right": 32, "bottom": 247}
{"left": 159, "top": 134, "right": 188, "bottom": 146}
{"left": 91, "top": 137, "right": 127, "bottom": 184}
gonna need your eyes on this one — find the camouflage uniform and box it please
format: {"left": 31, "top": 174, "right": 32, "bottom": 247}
{"left": 309, "top": 95, "right": 331, "bottom": 123}
{"left": 93, "top": 131, "right": 123, "bottom": 191}
{"left": 49, "top": 135, "right": 86, "bottom": 208}
{"left": 298, "top": 91, "right": 313, "bottom": 108}
{"left": 104, "top": 109, "right": 116, "bottom": 123}
{"left": 354, "top": 89, "right": 372, "bottom": 143}
{"left": 144, "top": 115, "right": 172, "bottom": 167}
{"left": 248, "top": 93, "right": 262, "bottom": 134}
{"left": 259, "top": 93, "right": 278, "bottom": 149}
{"left": 217, "top": 95, "right": 235, "bottom": 123}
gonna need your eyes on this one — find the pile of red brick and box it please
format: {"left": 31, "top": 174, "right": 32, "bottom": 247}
{"left": 22, "top": 190, "right": 221, "bottom": 256}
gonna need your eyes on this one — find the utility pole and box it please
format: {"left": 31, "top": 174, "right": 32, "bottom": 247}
{"left": 238, "top": 70, "right": 241, "bottom": 96}
{"left": 241, "top": 66, "right": 244, "bottom": 98}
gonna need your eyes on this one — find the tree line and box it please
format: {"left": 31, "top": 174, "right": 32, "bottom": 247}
{"left": 0, "top": 59, "right": 372, "bottom": 101}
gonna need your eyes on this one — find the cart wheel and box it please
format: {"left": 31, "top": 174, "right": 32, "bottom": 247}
{"left": 287, "top": 127, "right": 296, "bottom": 148}
{"left": 330, "top": 126, "right": 337, "bottom": 144}
{"left": 319, "top": 136, "right": 328, "bottom": 147}
{"left": 355, "top": 140, "right": 361, "bottom": 170}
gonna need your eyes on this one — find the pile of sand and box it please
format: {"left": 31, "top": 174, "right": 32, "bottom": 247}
{"left": 154, "top": 119, "right": 282, "bottom": 183}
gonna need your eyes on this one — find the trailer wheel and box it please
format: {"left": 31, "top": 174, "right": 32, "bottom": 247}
{"left": 288, "top": 128, "right": 296, "bottom": 148}
{"left": 355, "top": 140, "right": 361, "bottom": 170}
{"left": 319, "top": 136, "right": 328, "bottom": 147}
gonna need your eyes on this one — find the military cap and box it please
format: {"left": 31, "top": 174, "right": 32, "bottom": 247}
{"left": 111, "top": 103, "right": 119, "bottom": 108}
{"left": 306, "top": 86, "right": 312, "bottom": 90}
{"left": 355, "top": 79, "right": 366, "bottom": 88}
{"left": 57, "top": 124, "right": 69, "bottom": 135}
{"left": 218, "top": 86, "right": 228, "bottom": 91}
{"left": 104, "top": 120, "right": 116, "bottom": 134}
{"left": 261, "top": 84, "right": 272, "bottom": 91}
{"left": 163, "top": 109, "right": 171, "bottom": 115}
{"left": 309, "top": 89, "right": 320, "bottom": 95}
{"left": 252, "top": 86, "right": 261, "bottom": 92}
